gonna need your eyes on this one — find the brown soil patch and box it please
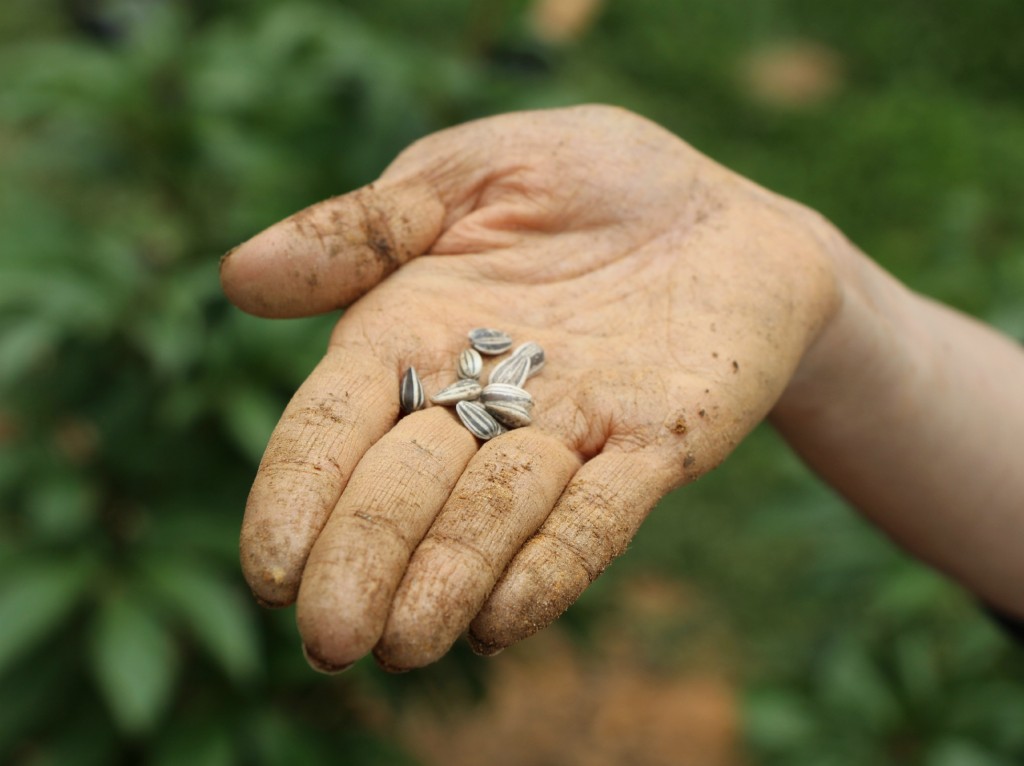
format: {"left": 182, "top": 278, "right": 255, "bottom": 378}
{"left": 739, "top": 40, "right": 844, "bottom": 108}
{"left": 394, "top": 576, "right": 742, "bottom": 766}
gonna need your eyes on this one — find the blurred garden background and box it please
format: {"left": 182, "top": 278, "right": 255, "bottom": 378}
{"left": 2, "top": 0, "right": 1024, "bottom": 763}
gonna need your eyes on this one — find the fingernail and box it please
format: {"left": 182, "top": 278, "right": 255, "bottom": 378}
{"left": 219, "top": 246, "right": 238, "bottom": 272}
{"left": 251, "top": 592, "right": 288, "bottom": 609}
{"left": 302, "top": 643, "right": 354, "bottom": 675}
{"left": 371, "top": 651, "right": 413, "bottom": 674}
{"left": 467, "top": 632, "right": 505, "bottom": 657}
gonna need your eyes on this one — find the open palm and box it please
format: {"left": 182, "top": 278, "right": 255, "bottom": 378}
{"left": 221, "top": 105, "right": 837, "bottom": 672}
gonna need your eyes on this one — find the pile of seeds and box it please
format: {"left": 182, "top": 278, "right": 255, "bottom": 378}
{"left": 399, "top": 328, "right": 545, "bottom": 441}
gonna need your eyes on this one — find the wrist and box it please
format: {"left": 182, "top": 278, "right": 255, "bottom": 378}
{"left": 769, "top": 217, "right": 927, "bottom": 430}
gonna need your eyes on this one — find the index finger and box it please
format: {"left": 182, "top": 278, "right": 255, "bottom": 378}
{"left": 239, "top": 345, "right": 397, "bottom": 607}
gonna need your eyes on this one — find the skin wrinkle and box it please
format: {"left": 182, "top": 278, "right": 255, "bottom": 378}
{"left": 532, "top": 529, "right": 600, "bottom": 582}
{"left": 592, "top": 370, "right": 666, "bottom": 449}
{"left": 405, "top": 434, "right": 449, "bottom": 467}
{"left": 470, "top": 221, "right": 675, "bottom": 287}
{"left": 346, "top": 513, "right": 417, "bottom": 556}
{"left": 425, "top": 128, "right": 696, "bottom": 253}
{"left": 420, "top": 533, "right": 500, "bottom": 581}
{"left": 346, "top": 475, "right": 420, "bottom": 534}
{"left": 400, "top": 147, "right": 500, "bottom": 233}
{"left": 564, "top": 394, "right": 610, "bottom": 461}
{"left": 390, "top": 428, "right": 451, "bottom": 467}
{"left": 255, "top": 456, "right": 343, "bottom": 481}
{"left": 318, "top": 515, "right": 413, "bottom": 569}
{"left": 568, "top": 484, "right": 625, "bottom": 549}
{"left": 272, "top": 414, "right": 373, "bottom": 479}
{"left": 471, "top": 165, "right": 565, "bottom": 225}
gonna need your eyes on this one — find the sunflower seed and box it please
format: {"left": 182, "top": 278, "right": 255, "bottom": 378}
{"left": 456, "top": 400, "right": 506, "bottom": 440}
{"left": 511, "top": 341, "right": 545, "bottom": 378}
{"left": 488, "top": 352, "right": 531, "bottom": 387}
{"left": 399, "top": 367, "right": 425, "bottom": 414}
{"left": 481, "top": 383, "right": 533, "bottom": 410}
{"left": 431, "top": 378, "right": 482, "bottom": 405}
{"left": 484, "top": 400, "right": 533, "bottom": 428}
{"left": 457, "top": 348, "right": 483, "bottom": 380}
{"left": 468, "top": 327, "right": 513, "bottom": 355}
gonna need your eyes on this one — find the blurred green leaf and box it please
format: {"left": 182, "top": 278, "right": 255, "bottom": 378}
{"left": 153, "top": 717, "right": 236, "bottom": 766}
{"left": 817, "top": 638, "right": 902, "bottom": 733}
{"left": 89, "top": 591, "right": 180, "bottom": 735}
{"left": 0, "top": 640, "right": 78, "bottom": 759}
{"left": 334, "top": 729, "right": 424, "bottom": 766}
{"left": 946, "top": 615, "right": 1007, "bottom": 677}
{"left": 927, "top": 739, "right": 1011, "bottom": 766}
{"left": 127, "top": 261, "right": 222, "bottom": 378}
{"left": 24, "top": 470, "right": 98, "bottom": 540}
{"left": 892, "top": 633, "right": 941, "bottom": 705}
{"left": 0, "top": 556, "right": 93, "bottom": 677}
{"left": 28, "top": 701, "right": 118, "bottom": 766}
{"left": 743, "top": 687, "right": 817, "bottom": 752}
{"left": 220, "top": 384, "right": 284, "bottom": 463}
{"left": 869, "top": 564, "right": 955, "bottom": 620}
{"left": 225, "top": 312, "right": 333, "bottom": 386}
{"left": 0, "top": 318, "right": 56, "bottom": 389}
{"left": 0, "top": 40, "right": 126, "bottom": 122}
{"left": 0, "top": 270, "right": 113, "bottom": 333}
{"left": 244, "top": 709, "right": 333, "bottom": 766}
{"left": 129, "top": 303, "right": 204, "bottom": 379}
{"left": 144, "top": 501, "right": 244, "bottom": 566}
{"left": 947, "top": 681, "right": 1024, "bottom": 750}
{"left": 143, "top": 557, "right": 260, "bottom": 683}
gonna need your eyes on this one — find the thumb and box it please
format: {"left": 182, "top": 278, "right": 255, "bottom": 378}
{"left": 220, "top": 177, "right": 446, "bottom": 318}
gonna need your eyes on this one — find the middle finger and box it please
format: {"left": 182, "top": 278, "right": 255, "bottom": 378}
{"left": 296, "top": 406, "right": 477, "bottom": 671}
{"left": 373, "top": 427, "right": 581, "bottom": 671}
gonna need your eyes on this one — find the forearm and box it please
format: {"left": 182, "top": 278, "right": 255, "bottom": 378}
{"left": 771, "top": 234, "right": 1024, "bottom": 616}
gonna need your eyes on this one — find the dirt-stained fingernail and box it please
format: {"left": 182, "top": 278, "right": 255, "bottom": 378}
{"left": 219, "top": 246, "right": 239, "bottom": 272}
{"left": 302, "top": 643, "right": 355, "bottom": 675}
{"left": 466, "top": 632, "right": 506, "bottom": 658}
{"left": 251, "top": 591, "right": 289, "bottom": 609}
{"left": 371, "top": 650, "right": 414, "bottom": 674}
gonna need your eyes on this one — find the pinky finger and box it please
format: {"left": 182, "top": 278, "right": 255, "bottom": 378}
{"left": 468, "top": 448, "right": 680, "bottom": 655}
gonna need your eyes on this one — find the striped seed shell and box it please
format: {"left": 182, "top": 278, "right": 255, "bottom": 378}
{"left": 480, "top": 383, "right": 533, "bottom": 410}
{"left": 431, "top": 378, "right": 482, "bottom": 406}
{"left": 456, "top": 400, "right": 506, "bottom": 440}
{"left": 399, "top": 366, "right": 426, "bottom": 414}
{"left": 488, "top": 352, "right": 531, "bottom": 387}
{"left": 512, "top": 341, "right": 545, "bottom": 378}
{"left": 484, "top": 400, "right": 533, "bottom": 428}
{"left": 457, "top": 347, "right": 483, "bottom": 380}
{"left": 468, "top": 327, "right": 513, "bottom": 355}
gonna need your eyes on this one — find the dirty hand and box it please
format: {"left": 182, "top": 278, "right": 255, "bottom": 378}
{"left": 220, "top": 105, "right": 840, "bottom": 672}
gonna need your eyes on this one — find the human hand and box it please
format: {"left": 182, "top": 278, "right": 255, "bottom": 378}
{"left": 220, "top": 105, "right": 840, "bottom": 672}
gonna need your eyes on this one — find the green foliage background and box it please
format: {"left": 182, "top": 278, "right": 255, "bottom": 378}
{"left": 2, "top": 0, "right": 1023, "bottom": 764}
